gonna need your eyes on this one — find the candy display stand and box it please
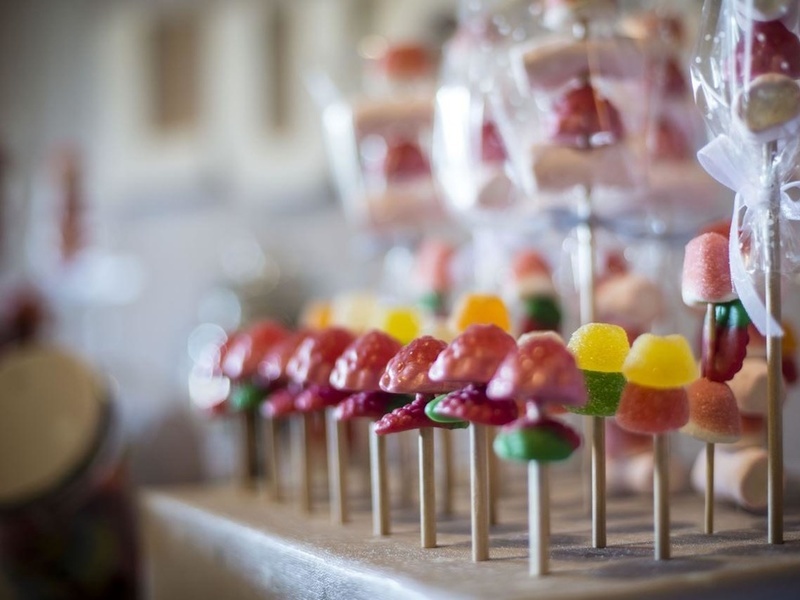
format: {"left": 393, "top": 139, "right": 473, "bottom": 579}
{"left": 141, "top": 471, "right": 800, "bottom": 600}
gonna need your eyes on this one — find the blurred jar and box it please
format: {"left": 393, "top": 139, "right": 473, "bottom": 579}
{"left": 0, "top": 345, "right": 138, "bottom": 599}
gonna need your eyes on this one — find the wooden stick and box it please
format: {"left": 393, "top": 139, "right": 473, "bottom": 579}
{"left": 399, "top": 431, "right": 414, "bottom": 508}
{"left": 653, "top": 433, "right": 670, "bottom": 560}
{"left": 764, "top": 140, "right": 784, "bottom": 545}
{"left": 266, "top": 416, "right": 282, "bottom": 501}
{"left": 294, "top": 413, "right": 312, "bottom": 513}
{"left": 240, "top": 410, "right": 259, "bottom": 491}
{"left": 419, "top": 427, "right": 436, "bottom": 548}
{"left": 370, "top": 424, "right": 390, "bottom": 536}
{"left": 470, "top": 423, "right": 489, "bottom": 561}
{"left": 591, "top": 415, "right": 606, "bottom": 549}
{"left": 438, "top": 428, "right": 454, "bottom": 517}
{"left": 489, "top": 426, "right": 500, "bottom": 527}
{"left": 326, "top": 408, "right": 348, "bottom": 524}
{"left": 529, "top": 461, "right": 550, "bottom": 576}
{"left": 704, "top": 302, "right": 717, "bottom": 535}
{"left": 705, "top": 442, "right": 715, "bottom": 535}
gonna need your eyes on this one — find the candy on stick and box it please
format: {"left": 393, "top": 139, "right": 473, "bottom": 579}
{"left": 618, "top": 334, "right": 698, "bottom": 560}
{"left": 378, "top": 336, "right": 468, "bottom": 548}
{"left": 428, "top": 308, "right": 517, "bottom": 562}
{"left": 488, "top": 332, "right": 585, "bottom": 576}
{"left": 414, "top": 240, "right": 456, "bottom": 319}
{"left": 505, "top": 250, "right": 562, "bottom": 335}
{"left": 329, "top": 330, "right": 403, "bottom": 532}
{"left": 287, "top": 326, "right": 355, "bottom": 513}
{"left": 692, "top": 0, "right": 800, "bottom": 543}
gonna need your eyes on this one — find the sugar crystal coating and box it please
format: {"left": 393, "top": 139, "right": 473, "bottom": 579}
{"left": 494, "top": 415, "right": 581, "bottom": 462}
{"left": 616, "top": 383, "right": 690, "bottom": 434}
{"left": 681, "top": 378, "right": 741, "bottom": 444}
{"left": 567, "top": 323, "right": 630, "bottom": 373}
{"left": 682, "top": 233, "right": 736, "bottom": 306}
{"left": 567, "top": 370, "right": 626, "bottom": 417}
{"left": 622, "top": 333, "right": 699, "bottom": 389}
{"left": 429, "top": 324, "right": 517, "bottom": 384}
{"left": 329, "top": 330, "right": 402, "bottom": 392}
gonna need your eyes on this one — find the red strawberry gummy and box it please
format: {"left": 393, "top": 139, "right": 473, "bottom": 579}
{"left": 383, "top": 139, "right": 430, "bottom": 181}
{"left": 432, "top": 384, "right": 518, "bottom": 426}
{"left": 735, "top": 20, "right": 800, "bottom": 81}
{"left": 550, "top": 81, "right": 625, "bottom": 148}
{"left": 287, "top": 327, "right": 355, "bottom": 387}
{"left": 429, "top": 324, "right": 517, "bottom": 384}
{"left": 481, "top": 120, "right": 507, "bottom": 163}
{"left": 222, "top": 320, "right": 289, "bottom": 381}
{"left": 335, "top": 391, "right": 407, "bottom": 421}
{"left": 380, "top": 335, "right": 460, "bottom": 394}
{"left": 262, "top": 386, "right": 299, "bottom": 418}
{"left": 294, "top": 385, "right": 349, "bottom": 413}
{"left": 259, "top": 329, "right": 311, "bottom": 384}
{"left": 616, "top": 383, "right": 689, "bottom": 435}
{"left": 330, "top": 330, "right": 402, "bottom": 392}
{"left": 375, "top": 394, "right": 468, "bottom": 434}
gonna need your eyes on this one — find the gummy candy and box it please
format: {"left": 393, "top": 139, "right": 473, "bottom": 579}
{"left": 261, "top": 386, "right": 299, "bottom": 418}
{"left": 682, "top": 233, "right": 735, "bottom": 306}
{"left": 377, "top": 307, "right": 421, "bottom": 346}
{"left": 622, "top": 333, "right": 699, "bottom": 389}
{"left": 375, "top": 394, "right": 469, "bottom": 434}
{"left": 521, "top": 296, "right": 562, "bottom": 333}
{"left": 494, "top": 416, "right": 581, "bottom": 462}
{"left": 681, "top": 378, "right": 741, "bottom": 444}
{"left": 380, "top": 336, "right": 459, "bottom": 394}
{"left": 331, "top": 292, "right": 378, "bottom": 334}
{"left": 329, "top": 330, "right": 401, "bottom": 392}
{"left": 287, "top": 327, "right": 355, "bottom": 387}
{"left": 735, "top": 19, "right": 800, "bottom": 80}
{"left": 702, "top": 301, "right": 749, "bottom": 383}
{"left": 335, "top": 391, "right": 410, "bottom": 421}
{"left": 567, "top": 323, "right": 630, "bottom": 373}
{"left": 259, "top": 330, "right": 311, "bottom": 384}
{"left": 222, "top": 320, "right": 289, "bottom": 381}
{"left": 550, "top": 81, "right": 625, "bottom": 148}
{"left": 449, "top": 294, "right": 511, "bottom": 333}
{"left": 430, "top": 384, "right": 518, "bottom": 426}
{"left": 294, "top": 385, "right": 349, "bottom": 413}
{"left": 429, "top": 324, "right": 516, "bottom": 384}
{"left": 425, "top": 394, "right": 469, "bottom": 425}
{"left": 567, "top": 370, "right": 626, "bottom": 417}
{"left": 616, "top": 383, "right": 690, "bottom": 435}
{"left": 229, "top": 382, "right": 266, "bottom": 412}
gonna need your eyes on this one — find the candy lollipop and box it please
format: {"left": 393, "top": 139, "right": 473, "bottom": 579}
{"left": 286, "top": 326, "right": 355, "bottom": 513}
{"left": 414, "top": 239, "right": 456, "bottom": 318}
{"left": 488, "top": 332, "right": 585, "bottom": 575}
{"left": 329, "top": 330, "right": 404, "bottom": 533}
{"left": 692, "top": 0, "right": 800, "bottom": 543}
{"left": 505, "top": 249, "right": 562, "bottom": 335}
{"left": 618, "top": 334, "right": 699, "bottom": 559}
{"left": 221, "top": 320, "right": 290, "bottom": 491}
{"left": 377, "top": 336, "right": 468, "bottom": 547}
{"left": 428, "top": 312, "right": 518, "bottom": 562}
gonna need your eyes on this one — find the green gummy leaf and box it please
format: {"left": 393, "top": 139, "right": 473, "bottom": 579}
{"left": 493, "top": 427, "right": 576, "bottom": 463}
{"left": 715, "top": 299, "right": 751, "bottom": 329}
{"left": 567, "top": 370, "right": 625, "bottom": 417}
{"left": 418, "top": 291, "right": 446, "bottom": 316}
{"left": 524, "top": 296, "right": 562, "bottom": 329}
{"left": 230, "top": 383, "right": 265, "bottom": 412}
{"left": 425, "top": 394, "right": 468, "bottom": 425}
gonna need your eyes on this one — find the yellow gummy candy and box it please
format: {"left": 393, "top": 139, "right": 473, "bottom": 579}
{"left": 567, "top": 323, "right": 630, "bottom": 373}
{"left": 299, "top": 300, "right": 332, "bottom": 330}
{"left": 330, "top": 292, "right": 378, "bottom": 333}
{"left": 378, "top": 306, "right": 421, "bottom": 345}
{"left": 622, "top": 333, "right": 699, "bottom": 389}
{"left": 450, "top": 293, "right": 511, "bottom": 333}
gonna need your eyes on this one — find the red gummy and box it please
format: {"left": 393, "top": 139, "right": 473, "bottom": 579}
{"left": 383, "top": 140, "right": 430, "bottom": 181}
{"left": 258, "top": 329, "right": 311, "bottom": 384}
{"left": 222, "top": 320, "right": 289, "bottom": 381}
{"left": 550, "top": 81, "right": 625, "bottom": 148}
{"left": 335, "top": 391, "right": 402, "bottom": 421}
{"left": 381, "top": 336, "right": 460, "bottom": 394}
{"left": 375, "top": 394, "right": 459, "bottom": 434}
{"left": 481, "top": 120, "right": 507, "bottom": 163}
{"left": 651, "top": 117, "right": 690, "bottom": 161}
{"left": 616, "top": 383, "right": 689, "bottom": 435}
{"left": 432, "top": 384, "right": 518, "bottom": 426}
{"left": 379, "top": 44, "right": 432, "bottom": 78}
{"left": 287, "top": 327, "right": 355, "bottom": 387}
{"left": 294, "top": 385, "right": 350, "bottom": 413}
{"left": 429, "top": 324, "right": 517, "bottom": 385}
{"left": 703, "top": 325, "right": 748, "bottom": 383}
{"left": 330, "top": 330, "right": 402, "bottom": 392}
{"left": 783, "top": 357, "right": 798, "bottom": 386}
{"left": 735, "top": 20, "right": 800, "bottom": 80}
{"left": 262, "top": 386, "right": 299, "bottom": 418}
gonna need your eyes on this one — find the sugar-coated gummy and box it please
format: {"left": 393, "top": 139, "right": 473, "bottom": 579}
{"left": 379, "top": 308, "right": 421, "bottom": 346}
{"left": 375, "top": 394, "right": 469, "bottom": 434}
{"left": 522, "top": 296, "right": 562, "bottom": 331}
{"left": 681, "top": 378, "right": 741, "bottom": 444}
{"left": 616, "top": 383, "right": 690, "bottom": 435}
{"left": 428, "top": 324, "right": 517, "bottom": 384}
{"left": 450, "top": 293, "right": 512, "bottom": 333}
{"left": 493, "top": 416, "right": 581, "bottom": 462}
{"left": 380, "top": 336, "right": 459, "bottom": 394}
{"left": 567, "top": 370, "right": 625, "bottom": 417}
{"left": 567, "top": 323, "right": 630, "bottom": 373}
{"left": 329, "top": 330, "right": 402, "bottom": 392}
{"left": 430, "top": 384, "right": 518, "bottom": 426}
{"left": 681, "top": 233, "right": 735, "bottom": 306}
{"left": 622, "top": 333, "right": 699, "bottom": 389}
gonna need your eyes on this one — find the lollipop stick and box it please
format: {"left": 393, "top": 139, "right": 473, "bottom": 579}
{"left": 240, "top": 409, "right": 259, "bottom": 490}
{"left": 653, "top": 433, "right": 670, "bottom": 560}
{"left": 326, "top": 407, "right": 348, "bottom": 524}
{"left": 266, "top": 416, "right": 282, "bottom": 501}
{"left": 704, "top": 302, "right": 717, "bottom": 535}
{"left": 419, "top": 427, "right": 436, "bottom": 548}
{"left": 764, "top": 140, "right": 784, "bottom": 545}
{"left": 294, "top": 414, "right": 312, "bottom": 512}
{"left": 489, "top": 426, "right": 500, "bottom": 526}
{"left": 438, "top": 428, "right": 454, "bottom": 516}
{"left": 529, "top": 461, "right": 550, "bottom": 576}
{"left": 370, "top": 423, "right": 390, "bottom": 536}
{"left": 399, "top": 432, "right": 414, "bottom": 508}
{"left": 470, "top": 423, "right": 490, "bottom": 561}
{"left": 705, "top": 442, "right": 715, "bottom": 535}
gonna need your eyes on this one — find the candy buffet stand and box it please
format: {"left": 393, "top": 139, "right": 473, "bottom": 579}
{"left": 142, "top": 475, "right": 800, "bottom": 600}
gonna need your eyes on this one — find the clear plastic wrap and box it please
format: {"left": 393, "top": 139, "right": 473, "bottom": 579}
{"left": 691, "top": 0, "right": 800, "bottom": 335}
